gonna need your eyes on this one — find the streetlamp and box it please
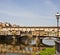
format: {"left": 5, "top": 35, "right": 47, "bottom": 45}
{"left": 56, "top": 12, "right": 60, "bottom": 37}
{"left": 55, "top": 12, "right": 60, "bottom": 55}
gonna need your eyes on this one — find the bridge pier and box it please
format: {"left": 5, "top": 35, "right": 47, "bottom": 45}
{"left": 55, "top": 38, "right": 60, "bottom": 55}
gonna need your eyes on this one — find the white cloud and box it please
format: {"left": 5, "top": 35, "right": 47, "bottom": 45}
{"left": 0, "top": 9, "right": 54, "bottom": 19}
{"left": 0, "top": 0, "right": 57, "bottom": 20}
{"left": 0, "top": 0, "right": 59, "bottom": 26}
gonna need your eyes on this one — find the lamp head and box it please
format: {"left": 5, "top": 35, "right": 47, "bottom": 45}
{"left": 56, "top": 12, "right": 60, "bottom": 18}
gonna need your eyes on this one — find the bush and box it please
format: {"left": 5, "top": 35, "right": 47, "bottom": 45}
{"left": 32, "top": 47, "right": 55, "bottom": 55}
{"left": 40, "top": 47, "right": 55, "bottom": 55}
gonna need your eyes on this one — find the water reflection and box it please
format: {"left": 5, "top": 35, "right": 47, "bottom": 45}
{"left": 0, "top": 35, "right": 56, "bottom": 55}
{"left": 5, "top": 53, "right": 27, "bottom": 55}
{"left": 30, "top": 39, "right": 36, "bottom": 45}
{"left": 25, "top": 47, "right": 32, "bottom": 51}
{"left": 42, "top": 37, "right": 56, "bottom": 46}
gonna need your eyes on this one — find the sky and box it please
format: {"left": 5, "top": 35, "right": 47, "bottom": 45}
{"left": 0, "top": 0, "right": 60, "bottom": 26}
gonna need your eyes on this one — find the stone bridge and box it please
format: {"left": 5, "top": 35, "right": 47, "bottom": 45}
{"left": 0, "top": 26, "right": 60, "bottom": 54}
{"left": 0, "top": 26, "right": 60, "bottom": 37}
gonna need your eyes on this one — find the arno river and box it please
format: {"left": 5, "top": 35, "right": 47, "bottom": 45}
{"left": 0, "top": 35, "right": 54, "bottom": 55}
{"left": 0, "top": 53, "right": 27, "bottom": 55}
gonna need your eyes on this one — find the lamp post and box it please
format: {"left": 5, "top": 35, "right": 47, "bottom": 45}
{"left": 56, "top": 12, "right": 60, "bottom": 37}
{"left": 55, "top": 12, "right": 60, "bottom": 55}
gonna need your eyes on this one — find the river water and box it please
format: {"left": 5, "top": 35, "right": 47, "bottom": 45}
{"left": 0, "top": 53, "right": 28, "bottom": 55}
{"left": 0, "top": 36, "right": 56, "bottom": 55}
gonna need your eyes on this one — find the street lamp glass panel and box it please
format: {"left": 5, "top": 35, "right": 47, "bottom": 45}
{"left": 56, "top": 12, "right": 60, "bottom": 18}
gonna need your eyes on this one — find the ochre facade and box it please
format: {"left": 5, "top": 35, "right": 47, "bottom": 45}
{"left": 0, "top": 26, "right": 60, "bottom": 37}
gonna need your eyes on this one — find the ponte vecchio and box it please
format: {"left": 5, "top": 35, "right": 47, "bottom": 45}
{"left": 0, "top": 22, "right": 60, "bottom": 54}
{"left": 0, "top": 26, "right": 60, "bottom": 37}
{"left": 0, "top": 22, "right": 60, "bottom": 37}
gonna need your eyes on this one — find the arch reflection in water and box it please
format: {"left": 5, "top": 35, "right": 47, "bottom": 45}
{"left": 29, "top": 38, "right": 36, "bottom": 45}
{"left": 42, "top": 37, "right": 56, "bottom": 46}
{"left": 25, "top": 47, "right": 32, "bottom": 51}
{"left": 5, "top": 36, "right": 13, "bottom": 44}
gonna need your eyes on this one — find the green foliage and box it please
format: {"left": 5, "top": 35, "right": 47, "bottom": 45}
{"left": 32, "top": 47, "right": 55, "bottom": 55}
{"left": 32, "top": 53, "right": 36, "bottom": 55}
{"left": 40, "top": 47, "right": 55, "bottom": 55}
